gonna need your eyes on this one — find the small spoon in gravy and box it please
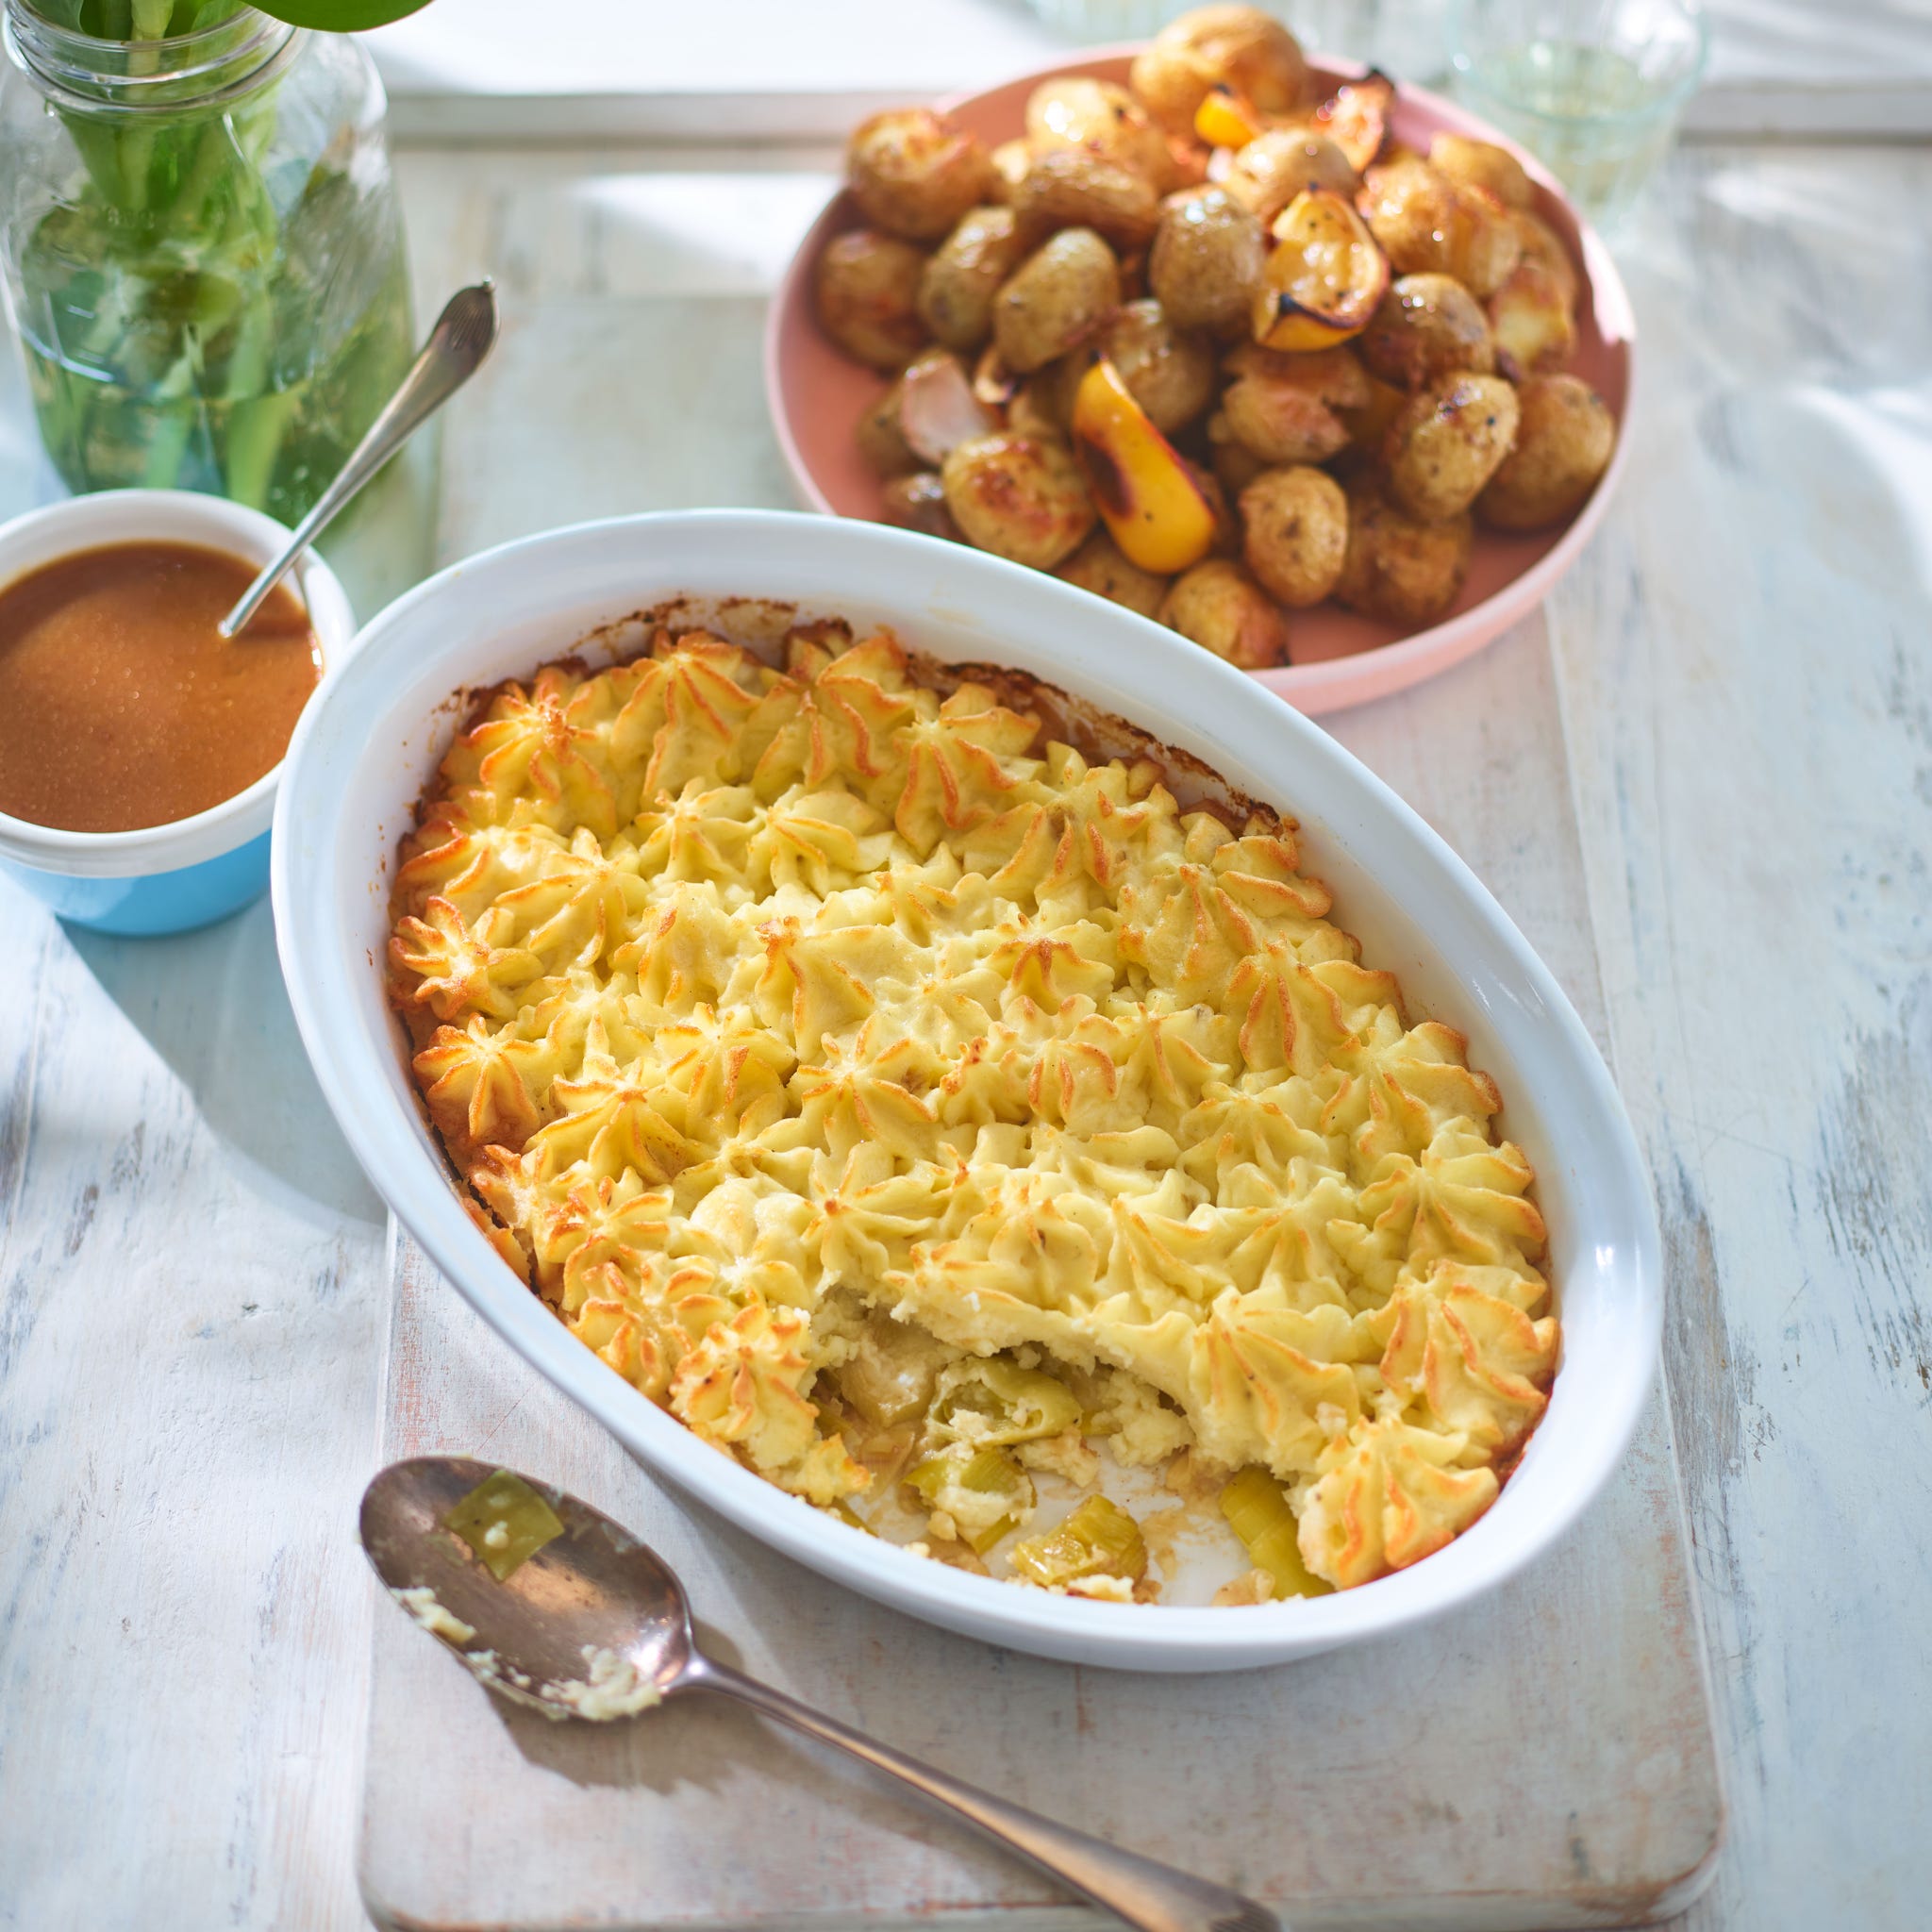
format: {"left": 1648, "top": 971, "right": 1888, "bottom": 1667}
{"left": 218, "top": 282, "right": 497, "bottom": 639}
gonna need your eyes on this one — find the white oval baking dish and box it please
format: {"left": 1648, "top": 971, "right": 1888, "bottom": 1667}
{"left": 272, "top": 509, "right": 1658, "bottom": 1673}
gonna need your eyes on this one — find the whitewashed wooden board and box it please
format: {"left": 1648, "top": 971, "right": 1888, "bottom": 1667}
{"left": 366, "top": 0, "right": 1932, "bottom": 141}
{"left": 359, "top": 616, "right": 1724, "bottom": 1932}
{"left": 11, "top": 136, "right": 1926, "bottom": 1932}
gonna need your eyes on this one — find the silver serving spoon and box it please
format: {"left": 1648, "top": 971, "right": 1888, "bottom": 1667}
{"left": 362, "top": 1457, "right": 1280, "bottom": 1932}
{"left": 217, "top": 283, "right": 498, "bottom": 639}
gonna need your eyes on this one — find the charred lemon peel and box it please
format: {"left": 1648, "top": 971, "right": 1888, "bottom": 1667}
{"left": 1253, "top": 188, "right": 1390, "bottom": 352}
{"left": 1071, "top": 358, "right": 1219, "bottom": 575}
{"left": 390, "top": 624, "right": 1558, "bottom": 1593}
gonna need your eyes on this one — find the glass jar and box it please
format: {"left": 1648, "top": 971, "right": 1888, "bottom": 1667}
{"left": 0, "top": 2, "right": 425, "bottom": 582}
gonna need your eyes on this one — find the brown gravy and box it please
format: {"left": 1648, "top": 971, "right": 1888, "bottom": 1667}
{"left": 0, "top": 541, "right": 321, "bottom": 834}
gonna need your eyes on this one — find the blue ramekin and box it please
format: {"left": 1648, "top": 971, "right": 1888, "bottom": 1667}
{"left": 0, "top": 491, "right": 356, "bottom": 935}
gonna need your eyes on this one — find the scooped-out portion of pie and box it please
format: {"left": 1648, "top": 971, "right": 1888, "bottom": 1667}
{"left": 387, "top": 617, "right": 1557, "bottom": 1604}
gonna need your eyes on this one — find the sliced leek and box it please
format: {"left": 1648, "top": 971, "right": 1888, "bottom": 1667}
{"left": 1009, "top": 1495, "right": 1146, "bottom": 1590}
{"left": 907, "top": 1443, "right": 1032, "bottom": 1555}
{"left": 1220, "top": 1466, "right": 1333, "bottom": 1598}
{"left": 831, "top": 1311, "right": 945, "bottom": 1427}
{"left": 444, "top": 1470, "right": 565, "bottom": 1582}
{"left": 928, "top": 1358, "right": 1083, "bottom": 1446}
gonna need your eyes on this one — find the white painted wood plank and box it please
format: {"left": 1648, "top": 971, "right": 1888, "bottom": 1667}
{"left": 350, "top": 215, "right": 1723, "bottom": 1914}
{"left": 369, "top": 1233, "right": 1721, "bottom": 1929}
{"left": 364, "top": 0, "right": 1932, "bottom": 142}
{"left": 1535, "top": 143, "right": 1932, "bottom": 1932}
{"left": 0, "top": 889, "right": 387, "bottom": 1931}
{"left": 5, "top": 128, "right": 1929, "bottom": 1931}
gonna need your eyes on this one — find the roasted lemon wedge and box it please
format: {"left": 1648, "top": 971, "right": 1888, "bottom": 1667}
{"left": 1192, "top": 81, "right": 1265, "bottom": 150}
{"left": 1070, "top": 358, "right": 1219, "bottom": 575}
{"left": 1252, "top": 188, "right": 1389, "bottom": 351}
{"left": 1307, "top": 70, "right": 1393, "bottom": 174}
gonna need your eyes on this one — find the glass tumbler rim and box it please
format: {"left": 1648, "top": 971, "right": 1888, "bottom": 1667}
{"left": 1444, "top": 0, "right": 1711, "bottom": 129}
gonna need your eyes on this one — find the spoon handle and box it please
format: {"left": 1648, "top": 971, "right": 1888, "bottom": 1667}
{"left": 688, "top": 1657, "right": 1281, "bottom": 1932}
{"left": 217, "top": 282, "right": 498, "bottom": 639}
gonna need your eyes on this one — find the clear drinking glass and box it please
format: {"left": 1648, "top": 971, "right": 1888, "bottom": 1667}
{"left": 1024, "top": 1, "right": 1295, "bottom": 42}
{"left": 1023, "top": 0, "right": 1197, "bottom": 37}
{"left": 1022, "top": 3, "right": 1452, "bottom": 83}
{"left": 1446, "top": 0, "right": 1708, "bottom": 228}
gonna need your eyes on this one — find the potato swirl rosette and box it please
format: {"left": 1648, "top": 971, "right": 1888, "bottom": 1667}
{"left": 391, "top": 622, "right": 1557, "bottom": 1597}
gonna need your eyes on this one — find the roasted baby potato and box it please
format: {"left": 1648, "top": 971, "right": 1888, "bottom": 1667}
{"left": 941, "top": 430, "right": 1095, "bottom": 568}
{"left": 1222, "top": 128, "right": 1358, "bottom": 225}
{"left": 991, "top": 137, "right": 1034, "bottom": 202}
{"left": 858, "top": 376, "right": 919, "bottom": 477}
{"left": 1335, "top": 474, "right": 1473, "bottom": 625}
{"left": 1428, "top": 132, "right": 1534, "bottom": 209}
{"left": 1385, "top": 372, "right": 1521, "bottom": 522}
{"left": 1358, "top": 273, "right": 1495, "bottom": 389}
{"left": 1025, "top": 75, "right": 1173, "bottom": 186}
{"left": 1359, "top": 155, "right": 1522, "bottom": 299}
{"left": 1209, "top": 431, "right": 1266, "bottom": 499}
{"left": 1488, "top": 258, "right": 1577, "bottom": 379}
{"left": 1239, "top": 464, "right": 1349, "bottom": 608}
{"left": 917, "top": 206, "right": 1027, "bottom": 352}
{"left": 1148, "top": 188, "right": 1266, "bottom": 339}
{"left": 1503, "top": 205, "right": 1580, "bottom": 308}
{"left": 881, "top": 472, "right": 964, "bottom": 541}
{"left": 848, "top": 108, "right": 997, "bottom": 242}
{"left": 1130, "top": 5, "right": 1309, "bottom": 135}
{"left": 1478, "top": 373, "right": 1616, "bottom": 530}
{"left": 992, "top": 226, "right": 1121, "bottom": 374}
{"left": 1006, "top": 348, "right": 1091, "bottom": 441}
{"left": 1009, "top": 148, "right": 1161, "bottom": 251}
{"left": 1055, "top": 527, "right": 1171, "bottom": 618}
{"left": 815, "top": 228, "right": 930, "bottom": 371}
{"left": 1007, "top": 372, "right": 1069, "bottom": 442}
{"left": 1214, "top": 342, "right": 1368, "bottom": 464}
{"left": 1192, "top": 461, "right": 1241, "bottom": 558}
{"left": 1158, "top": 557, "right": 1291, "bottom": 668}
{"left": 1100, "top": 298, "right": 1217, "bottom": 432}
{"left": 1341, "top": 367, "right": 1408, "bottom": 449}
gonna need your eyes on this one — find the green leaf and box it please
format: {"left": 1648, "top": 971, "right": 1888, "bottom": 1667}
{"left": 248, "top": 0, "right": 434, "bottom": 25}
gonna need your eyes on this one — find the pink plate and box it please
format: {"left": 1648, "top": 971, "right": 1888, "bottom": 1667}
{"left": 764, "top": 49, "right": 1635, "bottom": 716}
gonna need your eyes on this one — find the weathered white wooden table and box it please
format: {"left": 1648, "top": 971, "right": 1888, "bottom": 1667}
{"left": 2, "top": 127, "right": 1929, "bottom": 1932}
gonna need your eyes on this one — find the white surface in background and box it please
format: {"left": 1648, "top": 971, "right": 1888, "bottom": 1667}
{"left": 363, "top": 0, "right": 1932, "bottom": 136}
{"left": 1, "top": 128, "right": 1929, "bottom": 1931}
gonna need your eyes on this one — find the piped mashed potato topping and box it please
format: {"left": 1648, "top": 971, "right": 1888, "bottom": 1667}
{"left": 388, "top": 621, "right": 1557, "bottom": 1594}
